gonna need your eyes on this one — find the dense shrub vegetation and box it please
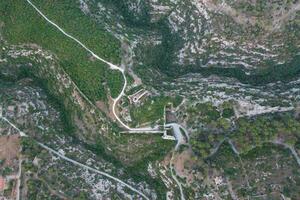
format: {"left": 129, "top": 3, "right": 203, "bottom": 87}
{"left": 0, "top": 0, "right": 122, "bottom": 102}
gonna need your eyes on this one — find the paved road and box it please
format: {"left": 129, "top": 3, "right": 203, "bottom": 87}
{"left": 26, "top": 0, "right": 122, "bottom": 72}
{"left": 37, "top": 142, "right": 150, "bottom": 200}
{"left": 0, "top": 116, "right": 149, "bottom": 200}
{"left": 1, "top": 116, "right": 27, "bottom": 137}
{"left": 5, "top": 3, "right": 193, "bottom": 199}
{"left": 20, "top": 3, "right": 192, "bottom": 198}
{"left": 26, "top": 0, "right": 162, "bottom": 133}
{"left": 165, "top": 123, "right": 189, "bottom": 149}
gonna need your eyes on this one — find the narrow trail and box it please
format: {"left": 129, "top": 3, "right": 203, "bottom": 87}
{"left": 26, "top": 0, "right": 121, "bottom": 72}
{"left": 273, "top": 140, "right": 300, "bottom": 167}
{"left": 26, "top": 0, "right": 159, "bottom": 133}
{"left": 16, "top": 159, "right": 22, "bottom": 200}
{"left": 0, "top": 116, "right": 150, "bottom": 200}
{"left": 208, "top": 139, "right": 226, "bottom": 157}
{"left": 170, "top": 151, "right": 185, "bottom": 200}
{"left": 228, "top": 139, "right": 239, "bottom": 155}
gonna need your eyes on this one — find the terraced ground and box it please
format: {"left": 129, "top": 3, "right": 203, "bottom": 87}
{"left": 1, "top": 0, "right": 300, "bottom": 199}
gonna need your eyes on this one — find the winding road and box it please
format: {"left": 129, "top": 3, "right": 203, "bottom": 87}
{"left": 273, "top": 140, "right": 300, "bottom": 166}
{"left": 13, "top": 1, "right": 192, "bottom": 199}
{"left": 26, "top": 0, "right": 121, "bottom": 72}
{"left": 26, "top": 0, "right": 161, "bottom": 134}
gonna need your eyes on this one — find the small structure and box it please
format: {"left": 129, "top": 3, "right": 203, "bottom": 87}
{"left": 214, "top": 176, "right": 224, "bottom": 186}
{"left": 165, "top": 103, "right": 177, "bottom": 124}
{"left": 128, "top": 89, "right": 149, "bottom": 104}
{"left": 6, "top": 105, "right": 15, "bottom": 117}
{"left": 163, "top": 123, "right": 189, "bottom": 150}
{"left": 162, "top": 127, "right": 176, "bottom": 140}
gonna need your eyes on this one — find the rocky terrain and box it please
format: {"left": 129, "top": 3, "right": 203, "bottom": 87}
{"left": 1, "top": 0, "right": 300, "bottom": 199}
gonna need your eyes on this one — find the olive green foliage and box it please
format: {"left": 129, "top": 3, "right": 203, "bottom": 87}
{"left": 188, "top": 102, "right": 234, "bottom": 157}
{"left": 173, "top": 54, "right": 300, "bottom": 86}
{"left": 192, "top": 111, "right": 300, "bottom": 158}
{"left": 21, "top": 138, "right": 41, "bottom": 159}
{"left": 101, "top": 0, "right": 151, "bottom": 27}
{"left": 84, "top": 0, "right": 300, "bottom": 90}
{"left": 222, "top": 101, "right": 235, "bottom": 118}
{"left": 123, "top": 135, "right": 174, "bottom": 199}
{"left": 207, "top": 142, "right": 241, "bottom": 178}
{"left": 33, "top": 76, "right": 75, "bottom": 136}
{"left": 0, "top": 167, "right": 12, "bottom": 176}
{"left": 0, "top": 0, "right": 122, "bottom": 102}
{"left": 130, "top": 95, "right": 182, "bottom": 126}
{"left": 187, "top": 102, "right": 220, "bottom": 124}
{"left": 208, "top": 142, "right": 300, "bottom": 199}
{"left": 86, "top": 134, "right": 174, "bottom": 199}
{"left": 231, "top": 112, "right": 300, "bottom": 152}
{"left": 27, "top": 179, "right": 60, "bottom": 200}
{"left": 106, "top": 70, "right": 124, "bottom": 98}
{"left": 191, "top": 132, "right": 225, "bottom": 158}
{"left": 186, "top": 102, "right": 232, "bottom": 131}
{"left": 118, "top": 134, "right": 174, "bottom": 167}
{"left": 134, "top": 23, "right": 181, "bottom": 85}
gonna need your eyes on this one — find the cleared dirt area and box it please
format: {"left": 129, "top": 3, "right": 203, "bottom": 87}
{"left": 0, "top": 135, "right": 20, "bottom": 167}
{"left": 173, "top": 149, "right": 197, "bottom": 184}
{"left": 0, "top": 135, "right": 20, "bottom": 199}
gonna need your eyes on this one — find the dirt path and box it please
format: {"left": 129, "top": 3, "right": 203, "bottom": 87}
{"left": 170, "top": 151, "right": 185, "bottom": 200}
{"left": 228, "top": 139, "right": 239, "bottom": 155}
{"left": 273, "top": 140, "right": 300, "bottom": 167}
{"left": 26, "top": 0, "right": 121, "bottom": 71}
{"left": 16, "top": 159, "right": 22, "bottom": 200}
{"left": 226, "top": 177, "right": 239, "bottom": 200}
